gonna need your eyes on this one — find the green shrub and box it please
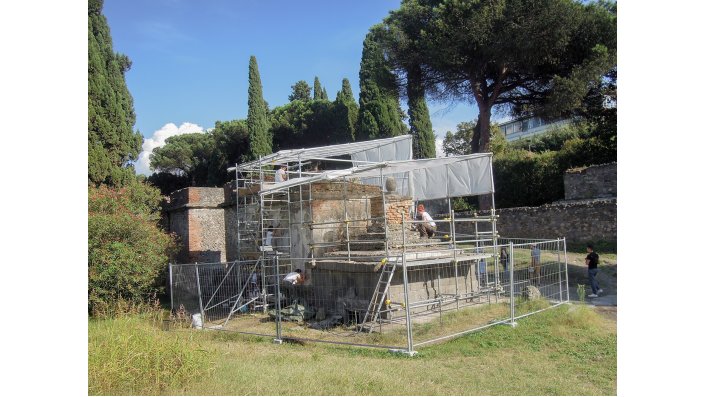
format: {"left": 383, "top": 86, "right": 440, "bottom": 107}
{"left": 89, "top": 183, "right": 177, "bottom": 316}
{"left": 492, "top": 122, "right": 616, "bottom": 208}
{"left": 493, "top": 149, "right": 564, "bottom": 208}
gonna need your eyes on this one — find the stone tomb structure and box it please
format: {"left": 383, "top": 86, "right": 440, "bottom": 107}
{"left": 167, "top": 180, "right": 489, "bottom": 322}
{"left": 219, "top": 179, "right": 487, "bottom": 321}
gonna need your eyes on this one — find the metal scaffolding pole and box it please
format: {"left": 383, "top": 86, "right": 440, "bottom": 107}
{"left": 450, "top": 208, "right": 459, "bottom": 311}
{"left": 273, "top": 255, "right": 283, "bottom": 344}
{"left": 557, "top": 237, "right": 564, "bottom": 302}
{"left": 401, "top": 216, "right": 415, "bottom": 356}
{"left": 343, "top": 176, "right": 351, "bottom": 261}
{"left": 195, "top": 264, "right": 205, "bottom": 326}
{"left": 169, "top": 263, "right": 174, "bottom": 312}
{"left": 380, "top": 168, "right": 389, "bottom": 260}
{"left": 508, "top": 242, "right": 517, "bottom": 327}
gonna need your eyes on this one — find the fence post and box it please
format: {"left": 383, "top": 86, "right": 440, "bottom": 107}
{"left": 451, "top": 210, "right": 459, "bottom": 311}
{"left": 169, "top": 263, "right": 174, "bottom": 313}
{"left": 557, "top": 238, "right": 563, "bottom": 302}
{"left": 563, "top": 237, "right": 570, "bottom": 302}
{"left": 508, "top": 242, "right": 517, "bottom": 327}
{"left": 273, "top": 255, "right": 283, "bottom": 344}
{"left": 195, "top": 264, "right": 205, "bottom": 327}
{"left": 401, "top": 216, "right": 416, "bottom": 356}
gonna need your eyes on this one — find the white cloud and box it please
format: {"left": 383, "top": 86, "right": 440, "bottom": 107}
{"left": 135, "top": 122, "right": 204, "bottom": 176}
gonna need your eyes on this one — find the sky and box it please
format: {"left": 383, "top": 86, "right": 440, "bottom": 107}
{"left": 103, "top": 0, "right": 507, "bottom": 175}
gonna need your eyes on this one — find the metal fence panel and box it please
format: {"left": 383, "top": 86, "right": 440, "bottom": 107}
{"left": 169, "top": 238, "right": 569, "bottom": 353}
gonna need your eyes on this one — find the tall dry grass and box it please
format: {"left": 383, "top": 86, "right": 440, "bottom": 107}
{"left": 88, "top": 301, "right": 213, "bottom": 395}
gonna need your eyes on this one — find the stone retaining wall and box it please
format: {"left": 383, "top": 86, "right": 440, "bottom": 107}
{"left": 438, "top": 198, "right": 617, "bottom": 248}
{"left": 564, "top": 162, "right": 616, "bottom": 200}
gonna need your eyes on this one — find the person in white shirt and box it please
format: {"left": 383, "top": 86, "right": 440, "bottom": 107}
{"left": 274, "top": 165, "right": 287, "bottom": 183}
{"left": 283, "top": 269, "right": 304, "bottom": 285}
{"left": 415, "top": 204, "right": 437, "bottom": 238}
{"left": 264, "top": 225, "right": 273, "bottom": 246}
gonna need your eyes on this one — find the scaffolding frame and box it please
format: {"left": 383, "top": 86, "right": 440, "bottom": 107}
{"left": 170, "top": 136, "right": 570, "bottom": 355}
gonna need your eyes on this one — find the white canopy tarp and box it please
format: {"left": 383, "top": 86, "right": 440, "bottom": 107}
{"left": 230, "top": 135, "right": 412, "bottom": 172}
{"left": 260, "top": 153, "right": 494, "bottom": 201}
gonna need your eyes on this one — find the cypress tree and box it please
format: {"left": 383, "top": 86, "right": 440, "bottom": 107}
{"left": 336, "top": 78, "right": 355, "bottom": 103}
{"left": 321, "top": 87, "right": 329, "bottom": 101}
{"left": 333, "top": 78, "right": 359, "bottom": 142}
{"left": 247, "top": 56, "right": 271, "bottom": 159}
{"left": 313, "top": 76, "right": 325, "bottom": 100}
{"left": 358, "top": 29, "right": 406, "bottom": 140}
{"left": 88, "top": 0, "right": 143, "bottom": 186}
{"left": 407, "top": 64, "right": 436, "bottom": 158}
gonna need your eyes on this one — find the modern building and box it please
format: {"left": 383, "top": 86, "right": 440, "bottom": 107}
{"left": 498, "top": 116, "right": 571, "bottom": 142}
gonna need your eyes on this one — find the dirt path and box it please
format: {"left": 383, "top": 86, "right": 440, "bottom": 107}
{"left": 564, "top": 252, "right": 617, "bottom": 307}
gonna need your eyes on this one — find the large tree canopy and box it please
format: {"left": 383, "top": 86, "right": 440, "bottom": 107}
{"left": 88, "top": 0, "right": 143, "bottom": 186}
{"left": 380, "top": 0, "right": 617, "bottom": 154}
{"left": 150, "top": 133, "right": 215, "bottom": 187}
{"left": 148, "top": 120, "right": 249, "bottom": 193}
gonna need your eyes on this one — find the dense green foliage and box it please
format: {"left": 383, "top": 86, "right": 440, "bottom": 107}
{"left": 148, "top": 120, "right": 249, "bottom": 192}
{"left": 150, "top": 133, "right": 215, "bottom": 186}
{"left": 358, "top": 29, "right": 407, "bottom": 140}
{"left": 442, "top": 119, "right": 616, "bottom": 208}
{"left": 247, "top": 56, "right": 271, "bottom": 159}
{"left": 209, "top": 119, "right": 250, "bottom": 182}
{"left": 289, "top": 80, "right": 312, "bottom": 102}
{"left": 88, "top": 0, "right": 143, "bottom": 186}
{"left": 88, "top": 183, "right": 178, "bottom": 315}
{"left": 380, "top": 0, "right": 617, "bottom": 154}
{"left": 271, "top": 78, "right": 359, "bottom": 150}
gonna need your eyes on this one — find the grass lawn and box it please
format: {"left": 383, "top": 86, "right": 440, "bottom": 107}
{"left": 89, "top": 303, "right": 616, "bottom": 395}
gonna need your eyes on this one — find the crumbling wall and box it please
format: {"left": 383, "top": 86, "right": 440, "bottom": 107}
{"left": 165, "top": 187, "right": 226, "bottom": 263}
{"left": 564, "top": 162, "right": 617, "bottom": 200}
{"left": 311, "top": 260, "right": 479, "bottom": 317}
{"left": 290, "top": 182, "right": 378, "bottom": 268}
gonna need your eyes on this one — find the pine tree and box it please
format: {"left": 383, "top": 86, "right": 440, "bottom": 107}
{"left": 289, "top": 80, "right": 312, "bottom": 102}
{"left": 407, "top": 65, "right": 436, "bottom": 158}
{"left": 88, "top": 0, "right": 143, "bottom": 186}
{"left": 358, "top": 29, "right": 406, "bottom": 140}
{"left": 247, "top": 56, "right": 271, "bottom": 159}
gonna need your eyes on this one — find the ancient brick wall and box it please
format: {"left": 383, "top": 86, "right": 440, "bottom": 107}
{"left": 564, "top": 162, "right": 617, "bottom": 200}
{"left": 370, "top": 195, "right": 413, "bottom": 226}
{"left": 165, "top": 187, "right": 226, "bottom": 263}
